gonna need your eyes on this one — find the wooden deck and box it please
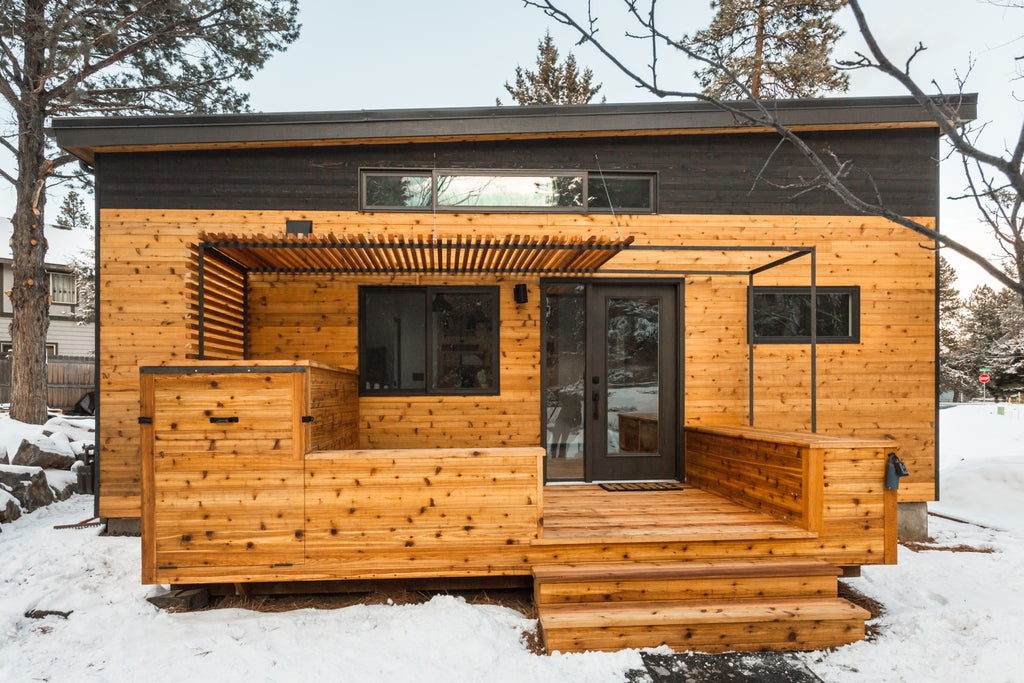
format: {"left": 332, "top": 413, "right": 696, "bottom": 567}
{"left": 538, "top": 484, "right": 815, "bottom": 544}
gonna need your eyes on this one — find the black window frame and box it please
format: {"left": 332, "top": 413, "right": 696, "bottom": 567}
{"left": 749, "top": 286, "right": 860, "bottom": 344}
{"left": 359, "top": 168, "right": 657, "bottom": 214}
{"left": 358, "top": 285, "right": 501, "bottom": 396}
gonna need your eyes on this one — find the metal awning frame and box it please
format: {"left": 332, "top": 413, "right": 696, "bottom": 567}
{"left": 195, "top": 239, "right": 818, "bottom": 432}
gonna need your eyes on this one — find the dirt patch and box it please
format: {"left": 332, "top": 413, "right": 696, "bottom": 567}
{"left": 900, "top": 538, "right": 996, "bottom": 553}
{"left": 838, "top": 580, "right": 885, "bottom": 640}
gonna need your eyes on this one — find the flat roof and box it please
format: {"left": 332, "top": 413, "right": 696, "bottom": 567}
{"left": 52, "top": 94, "right": 977, "bottom": 165}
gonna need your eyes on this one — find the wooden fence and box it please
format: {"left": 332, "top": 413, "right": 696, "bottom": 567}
{"left": 0, "top": 356, "right": 96, "bottom": 412}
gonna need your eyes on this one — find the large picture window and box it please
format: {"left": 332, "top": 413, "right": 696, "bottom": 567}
{"left": 750, "top": 286, "right": 860, "bottom": 344}
{"left": 361, "top": 169, "right": 656, "bottom": 213}
{"left": 359, "top": 287, "right": 499, "bottom": 395}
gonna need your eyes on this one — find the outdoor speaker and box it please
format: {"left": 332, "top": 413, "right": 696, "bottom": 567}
{"left": 513, "top": 284, "right": 528, "bottom": 304}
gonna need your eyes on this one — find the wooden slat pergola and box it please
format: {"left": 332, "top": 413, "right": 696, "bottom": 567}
{"left": 197, "top": 232, "right": 636, "bottom": 274}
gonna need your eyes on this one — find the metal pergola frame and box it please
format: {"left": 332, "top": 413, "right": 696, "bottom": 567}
{"left": 195, "top": 239, "right": 818, "bottom": 433}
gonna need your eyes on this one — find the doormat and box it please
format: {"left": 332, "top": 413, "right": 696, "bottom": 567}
{"left": 599, "top": 482, "right": 685, "bottom": 492}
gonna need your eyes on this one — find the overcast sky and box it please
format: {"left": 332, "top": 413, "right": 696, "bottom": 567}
{"left": 9, "top": 0, "right": 1024, "bottom": 291}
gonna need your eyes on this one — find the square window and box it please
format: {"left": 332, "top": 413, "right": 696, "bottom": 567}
{"left": 360, "top": 287, "right": 499, "bottom": 395}
{"left": 50, "top": 273, "right": 77, "bottom": 305}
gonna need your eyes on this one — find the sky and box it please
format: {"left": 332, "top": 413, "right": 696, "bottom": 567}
{"left": 4, "top": 0, "right": 1023, "bottom": 291}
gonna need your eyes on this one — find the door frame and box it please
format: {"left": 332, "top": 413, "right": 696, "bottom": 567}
{"left": 540, "top": 278, "right": 685, "bottom": 483}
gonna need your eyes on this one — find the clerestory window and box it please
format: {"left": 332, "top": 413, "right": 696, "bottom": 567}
{"left": 361, "top": 169, "right": 656, "bottom": 213}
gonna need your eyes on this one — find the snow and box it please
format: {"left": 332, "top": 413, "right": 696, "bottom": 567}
{"left": 803, "top": 403, "right": 1024, "bottom": 682}
{"left": 0, "top": 414, "right": 88, "bottom": 462}
{"left": 0, "top": 222, "right": 93, "bottom": 266}
{"left": 2, "top": 405, "right": 1023, "bottom": 682}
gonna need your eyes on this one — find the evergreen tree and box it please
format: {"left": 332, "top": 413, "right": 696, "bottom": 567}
{"left": 501, "top": 31, "right": 602, "bottom": 105}
{"left": 55, "top": 191, "right": 91, "bottom": 230}
{"left": 69, "top": 248, "right": 94, "bottom": 326}
{"left": 53, "top": 190, "right": 95, "bottom": 325}
{"left": 938, "top": 255, "right": 966, "bottom": 397}
{"left": 0, "top": 1, "right": 300, "bottom": 423}
{"left": 690, "top": 0, "right": 850, "bottom": 99}
{"left": 950, "top": 283, "right": 1024, "bottom": 397}
{"left": 939, "top": 255, "right": 964, "bottom": 353}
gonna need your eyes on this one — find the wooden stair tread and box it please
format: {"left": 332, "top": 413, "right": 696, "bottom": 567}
{"left": 539, "top": 597, "right": 871, "bottom": 628}
{"left": 532, "top": 558, "right": 842, "bottom": 583}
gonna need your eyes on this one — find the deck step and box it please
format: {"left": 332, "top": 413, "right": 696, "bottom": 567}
{"left": 533, "top": 559, "right": 869, "bottom": 653}
{"left": 533, "top": 559, "right": 842, "bottom": 606}
{"left": 539, "top": 596, "right": 871, "bottom": 653}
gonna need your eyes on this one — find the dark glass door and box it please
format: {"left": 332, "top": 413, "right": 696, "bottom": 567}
{"left": 543, "top": 283, "right": 678, "bottom": 482}
{"left": 587, "top": 284, "right": 677, "bottom": 481}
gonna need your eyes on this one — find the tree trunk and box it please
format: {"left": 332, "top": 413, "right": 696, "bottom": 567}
{"left": 750, "top": 0, "right": 767, "bottom": 99}
{"left": 9, "top": 0, "right": 51, "bottom": 425}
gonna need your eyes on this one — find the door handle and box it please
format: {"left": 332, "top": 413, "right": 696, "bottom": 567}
{"left": 592, "top": 391, "right": 600, "bottom": 420}
{"left": 209, "top": 416, "right": 239, "bottom": 424}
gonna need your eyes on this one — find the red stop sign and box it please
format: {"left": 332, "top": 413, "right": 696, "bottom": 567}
{"left": 980, "top": 373, "right": 991, "bottom": 384}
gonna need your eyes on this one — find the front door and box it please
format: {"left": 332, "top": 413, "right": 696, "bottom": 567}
{"left": 544, "top": 283, "right": 678, "bottom": 482}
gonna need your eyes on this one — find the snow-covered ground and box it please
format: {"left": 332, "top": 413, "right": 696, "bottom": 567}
{"left": 2, "top": 404, "right": 1023, "bottom": 682}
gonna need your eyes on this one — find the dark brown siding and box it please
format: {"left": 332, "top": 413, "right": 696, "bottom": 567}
{"left": 95, "top": 128, "right": 939, "bottom": 217}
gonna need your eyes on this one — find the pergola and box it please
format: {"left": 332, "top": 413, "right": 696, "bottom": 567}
{"left": 193, "top": 232, "right": 820, "bottom": 431}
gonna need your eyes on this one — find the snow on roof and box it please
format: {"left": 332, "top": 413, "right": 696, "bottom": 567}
{"left": 0, "top": 220, "right": 94, "bottom": 266}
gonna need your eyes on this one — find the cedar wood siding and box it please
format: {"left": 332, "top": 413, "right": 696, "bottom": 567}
{"left": 94, "top": 127, "right": 940, "bottom": 519}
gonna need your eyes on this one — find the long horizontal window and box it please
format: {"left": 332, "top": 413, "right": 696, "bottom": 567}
{"left": 361, "top": 169, "right": 655, "bottom": 213}
{"left": 750, "top": 286, "right": 860, "bottom": 344}
{"left": 359, "top": 287, "right": 499, "bottom": 395}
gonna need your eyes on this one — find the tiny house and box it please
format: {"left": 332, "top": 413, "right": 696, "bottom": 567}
{"left": 54, "top": 95, "right": 971, "bottom": 652}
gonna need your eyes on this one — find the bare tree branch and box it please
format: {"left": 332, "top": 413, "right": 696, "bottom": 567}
{"left": 522, "top": 0, "right": 1024, "bottom": 296}
{"left": 845, "top": 0, "right": 1023, "bottom": 199}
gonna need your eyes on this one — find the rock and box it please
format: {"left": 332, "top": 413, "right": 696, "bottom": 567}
{"left": 0, "top": 467, "right": 55, "bottom": 512}
{"left": 1, "top": 494, "right": 20, "bottom": 523}
{"left": 12, "top": 439, "right": 76, "bottom": 470}
{"left": 51, "top": 475, "right": 78, "bottom": 501}
{"left": 147, "top": 588, "right": 209, "bottom": 611}
{"left": 0, "top": 448, "right": 7, "bottom": 465}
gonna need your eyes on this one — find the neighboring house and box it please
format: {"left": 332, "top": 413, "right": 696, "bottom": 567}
{"left": 53, "top": 95, "right": 971, "bottom": 653}
{"left": 0, "top": 222, "right": 94, "bottom": 358}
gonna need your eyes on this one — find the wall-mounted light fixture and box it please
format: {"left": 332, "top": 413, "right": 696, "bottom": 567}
{"left": 286, "top": 219, "right": 312, "bottom": 236}
{"left": 513, "top": 284, "right": 528, "bottom": 304}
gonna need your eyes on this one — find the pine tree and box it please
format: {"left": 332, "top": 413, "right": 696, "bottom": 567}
{"left": 690, "top": 0, "right": 850, "bottom": 99}
{"left": 938, "top": 256, "right": 966, "bottom": 397}
{"left": 69, "top": 249, "right": 94, "bottom": 326}
{"left": 55, "top": 191, "right": 92, "bottom": 230}
{"left": 939, "top": 255, "right": 964, "bottom": 353}
{"left": 952, "top": 283, "right": 1024, "bottom": 397}
{"left": 501, "top": 31, "right": 602, "bottom": 105}
{"left": 0, "top": 1, "right": 299, "bottom": 423}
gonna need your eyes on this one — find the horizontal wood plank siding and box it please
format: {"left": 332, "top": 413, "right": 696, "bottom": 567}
{"left": 684, "top": 429, "right": 821, "bottom": 530}
{"left": 685, "top": 426, "right": 895, "bottom": 565}
{"left": 148, "top": 446, "right": 543, "bottom": 584}
{"left": 307, "top": 364, "right": 359, "bottom": 452}
{"left": 96, "top": 128, "right": 939, "bottom": 217}
{"left": 100, "top": 208, "right": 936, "bottom": 520}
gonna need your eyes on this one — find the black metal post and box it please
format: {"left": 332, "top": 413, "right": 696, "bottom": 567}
{"left": 748, "top": 272, "right": 755, "bottom": 427}
{"left": 810, "top": 248, "right": 817, "bottom": 433}
{"left": 197, "top": 244, "right": 205, "bottom": 360}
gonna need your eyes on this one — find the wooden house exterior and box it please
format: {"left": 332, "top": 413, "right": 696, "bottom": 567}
{"left": 54, "top": 95, "right": 971, "bottom": 653}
